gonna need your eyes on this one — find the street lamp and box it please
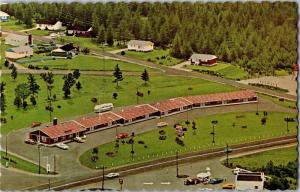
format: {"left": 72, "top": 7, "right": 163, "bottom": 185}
{"left": 38, "top": 145, "right": 41, "bottom": 174}
{"left": 211, "top": 120, "right": 218, "bottom": 144}
{"left": 130, "top": 132, "right": 135, "bottom": 160}
{"left": 176, "top": 151, "right": 179, "bottom": 178}
{"left": 284, "top": 116, "right": 292, "bottom": 133}
{"left": 224, "top": 143, "right": 233, "bottom": 167}
{"left": 101, "top": 166, "right": 105, "bottom": 190}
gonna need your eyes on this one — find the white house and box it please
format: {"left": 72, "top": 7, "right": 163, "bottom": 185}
{"left": 5, "top": 46, "right": 33, "bottom": 60}
{"left": 127, "top": 40, "right": 154, "bottom": 52}
{"left": 235, "top": 172, "right": 264, "bottom": 190}
{"left": 0, "top": 11, "right": 9, "bottom": 22}
{"left": 5, "top": 34, "right": 33, "bottom": 46}
{"left": 189, "top": 53, "right": 218, "bottom": 66}
{"left": 36, "top": 20, "right": 62, "bottom": 31}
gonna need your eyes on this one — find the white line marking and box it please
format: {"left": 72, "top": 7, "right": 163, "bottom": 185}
{"left": 161, "top": 182, "right": 171, "bottom": 185}
{"left": 143, "top": 182, "right": 154, "bottom": 185}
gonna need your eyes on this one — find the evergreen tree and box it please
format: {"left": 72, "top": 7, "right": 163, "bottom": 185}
{"left": 170, "top": 32, "right": 182, "bottom": 58}
{"left": 142, "top": 20, "right": 151, "bottom": 40}
{"left": 27, "top": 73, "right": 40, "bottom": 97}
{"left": 11, "top": 64, "right": 17, "bottom": 80}
{"left": 106, "top": 25, "right": 114, "bottom": 46}
{"left": 62, "top": 73, "right": 76, "bottom": 98}
{"left": 141, "top": 69, "right": 149, "bottom": 85}
{"left": 97, "top": 25, "right": 106, "bottom": 45}
{"left": 24, "top": 7, "right": 33, "bottom": 27}
{"left": 0, "top": 82, "right": 6, "bottom": 113}
{"left": 75, "top": 81, "right": 82, "bottom": 91}
{"left": 14, "top": 96, "right": 22, "bottom": 109}
{"left": 73, "top": 69, "right": 81, "bottom": 79}
{"left": 113, "top": 64, "right": 123, "bottom": 88}
{"left": 14, "top": 83, "right": 30, "bottom": 108}
{"left": 91, "top": 9, "right": 100, "bottom": 36}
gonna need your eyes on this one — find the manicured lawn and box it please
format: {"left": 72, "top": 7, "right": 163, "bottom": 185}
{"left": 28, "top": 29, "right": 50, "bottom": 36}
{"left": 79, "top": 111, "right": 297, "bottom": 169}
{"left": 123, "top": 49, "right": 182, "bottom": 66}
{"left": 21, "top": 55, "right": 157, "bottom": 72}
{"left": 227, "top": 146, "right": 297, "bottom": 168}
{"left": 186, "top": 62, "right": 249, "bottom": 80}
{"left": 275, "top": 69, "right": 290, "bottom": 76}
{"left": 0, "top": 38, "right": 12, "bottom": 69}
{"left": 0, "top": 151, "right": 47, "bottom": 174}
{"left": 259, "top": 93, "right": 297, "bottom": 109}
{"left": 57, "top": 36, "right": 122, "bottom": 51}
{"left": 1, "top": 74, "right": 237, "bottom": 134}
{"left": 1, "top": 17, "right": 34, "bottom": 31}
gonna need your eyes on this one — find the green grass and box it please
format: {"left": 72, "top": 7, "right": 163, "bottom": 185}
{"left": 228, "top": 146, "right": 297, "bottom": 168}
{"left": 0, "top": 151, "right": 47, "bottom": 174}
{"left": 1, "top": 74, "right": 237, "bottom": 134}
{"left": 186, "top": 62, "right": 249, "bottom": 80}
{"left": 0, "top": 38, "right": 12, "bottom": 69}
{"left": 21, "top": 55, "right": 157, "bottom": 72}
{"left": 28, "top": 29, "right": 50, "bottom": 36}
{"left": 79, "top": 111, "right": 297, "bottom": 169}
{"left": 57, "top": 36, "right": 122, "bottom": 51}
{"left": 123, "top": 49, "right": 182, "bottom": 66}
{"left": 275, "top": 69, "right": 290, "bottom": 76}
{"left": 1, "top": 17, "right": 34, "bottom": 31}
{"left": 259, "top": 93, "right": 297, "bottom": 109}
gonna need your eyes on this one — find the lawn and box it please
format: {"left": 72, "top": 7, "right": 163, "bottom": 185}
{"left": 227, "top": 146, "right": 297, "bottom": 168}
{"left": 79, "top": 111, "right": 297, "bottom": 169}
{"left": 1, "top": 74, "right": 237, "bottom": 134}
{"left": 1, "top": 17, "right": 34, "bottom": 31}
{"left": 20, "top": 55, "right": 157, "bottom": 72}
{"left": 0, "top": 151, "right": 47, "bottom": 174}
{"left": 258, "top": 93, "right": 297, "bottom": 109}
{"left": 275, "top": 69, "right": 290, "bottom": 76}
{"left": 28, "top": 29, "right": 50, "bottom": 36}
{"left": 0, "top": 38, "right": 12, "bottom": 69}
{"left": 57, "top": 36, "right": 122, "bottom": 51}
{"left": 122, "top": 49, "right": 182, "bottom": 66}
{"left": 186, "top": 62, "right": 249, "bottom": 80}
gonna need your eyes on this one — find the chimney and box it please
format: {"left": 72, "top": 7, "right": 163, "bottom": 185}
{"left": 53, "top": 117, "right": 58, "bottom": 126}
{"left": 28, "top": 34, "right": 32, "bottom": 45}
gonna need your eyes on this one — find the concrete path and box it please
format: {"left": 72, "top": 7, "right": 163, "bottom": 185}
{"left": 170, "top": 61, "right": 192, "bottom": 72}
{"left": 108, "top": 48, "right": 127, "bottom": 54}
{"left": 19, "top": 27, "right": 36, "bottom": 32}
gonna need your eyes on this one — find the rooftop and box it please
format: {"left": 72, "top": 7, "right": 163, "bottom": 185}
{"left": 237, "top": 172, "right": 264, "bottom": 181}
{"left": 128, "top": 40, "right": 154, "bottom": 47}
{"left": 115, "top": 104, "right": 158, "bottom": 120}
{"left": 41, "top": 121, "right": 85, "bottom": 139}
{"left": 76, "top": 112, "right": 122, "bottom": 128}
{"left": 151, "top": 97, "right": 192, "bottom": 112}
{"left": 190, "top": 53, "right": 217, "bottom": 61}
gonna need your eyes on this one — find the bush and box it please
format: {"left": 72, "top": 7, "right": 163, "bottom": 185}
{"left": 121, "top": 51, "right": 125, "bottom": 55}
{"left": 28, "top": 64, "right": 34, "bottom": 69}
{"left": 182, "top": 127, "right": 187, "bottom": 131}
{"left": 91, "top": 97, "right": 98, "bottom": 103}
{"left": 0, "top": 118, "right": 7, "bottom": 124}
{"left": 43, "top": 66, "right": 49, "bottom": 70}
{"left": 161, "top": 56, "right": 166, "bottom": 59}
{"left": 138, "top": 140, "right": 145, "bottom": 144}
{"left": 156, "top": 57, "right": 159, "bottom": 60}
{"left": 175, "top": 137, "right": 184, "bottom": 146}
{"left": 159, "top": 130, "right": 166, "bottom": 135}
{"left": 52, "top": 57, "right": 56, "bottom": 60}
{"left": 144, "top": 145, "right": 148, "bottom": 148}
{"left": 57, "top": 105, "right": 61, "bottom": 109}
{"left": 34, "top": 66, "right": 41, "bottom": 70}
{"left": 279, "top": 98, "right": 284, "bottom": 102}
{"left": 159, "top": 135, "right": 166, "bottom": 140}
{"left": 147, "top": 58, "right": 152, "bottom": 62}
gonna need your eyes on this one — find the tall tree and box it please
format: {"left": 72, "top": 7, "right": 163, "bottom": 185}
{"left": 27, "top": 73, "right": 40, "bottom": 97}
{"left": 24, "top": 6, "right": 33, "bottom": 27}
{"left": 73, "top": 69, "right": 81, "bottom": 79}
{"left": 0, "top": 82, "right": 6, "bottom": 113}
{"left": 75, "top": 81, "right": 82, "bottom": 92}
{"left": 11, "top": 64, "right": 17, "bottom": 80}
{"left": 141, "top": 69, "right": 149, "bottom": 85}
{"left": 62, "top": 73, "right": 76, "bottom": 98}
{"left": 14, "top": 83, "right": 30, "bottom": 109}
{"left": 97, "top": 25, "right": 106, "bottom": 45}
{"left": 40, "top": 72, "right": 55, "bottom": 121}
{"left": 106, "top": 25, "right": 114, "bottom": 46}
{"left": 113, "top": 64, "right": 123, "bottom": 88}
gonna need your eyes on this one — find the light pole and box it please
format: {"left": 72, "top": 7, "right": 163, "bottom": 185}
{"left": 284, "top": 116, "right": 290, "bottom": 133}
{"left": 211, "top": 120, "right": 218, "bottom": 144}
{"left": 101, "top": 166, "right": 105, "bottom": 191}
{"left": 224, "top": 143, "right": 232, "bottom": 167}
{"left": 176, "top": 151, "right": 179, "bottom": 178}
{"left": 38, "top": 145, "right": 41, "bottom": 174}
{"left": 5, "top": 135, "right": 7, "bottom": 156}
{"left": 130, "top": 132, "right": 135, "bottom": 160}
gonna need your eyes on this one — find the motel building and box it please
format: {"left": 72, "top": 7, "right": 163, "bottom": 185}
{"left": 235, "top": 172, "right": 265, "bottom": 190}
{"left": 29, "top": 90, "right": 257, "bottom": 145}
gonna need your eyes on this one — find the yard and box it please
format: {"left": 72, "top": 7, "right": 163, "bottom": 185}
{"left": 186, "top": 62, "right": 249, "bottom": 80}
{"left": 258, "top": 93, "right": 297, "bottom": 109}
{"left": 20, "top": 55, "right": 157, "bottom": 72}
{"left": 28, "top": 29, "right": 51, "bottom": 36}
{"left": 0, "top": 38, "right": 12, "bottom": 69}
{"left": 1, "top": 17, "right": 34, "bottom": 31}
{"left": 122, "top": 49, "right": 182, "bottom": 66}
{"left": 0, "top": 151, "right": 47, "bottom": 174}
{"left": 79, "top": 111, "right": 297, "bottom": 169}
{"left": 1, "top": 74, "right": 237, "bottom": 134}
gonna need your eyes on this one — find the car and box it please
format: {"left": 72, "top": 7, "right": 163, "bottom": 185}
{"left": 105, "top": 173, "right": 120, "bottom": 178}
{"left": 31, "top": 121, "right": 42, "bottom": 128}
{"left": 25, "top": 138, "right": 36, "bottom": 145}
{"left": 55, "top": 143, "right": 69, "bottom": 150}
{"left": 116, "top": 133, "right": 129, "bottom": 139}
{"left": 222, "top": 183, "right": 235, "bottom": 189}
{"left": 184, "top": 177, "right": 201, "bottom": 185}
{"left": 157, "top": 122, "right": 168, "bottom": 128}
{"left": 73, "top": 136, "right": 86, "bottom": 143}
{"left": 208, "top": 178, "right": 224, "bottom": 184}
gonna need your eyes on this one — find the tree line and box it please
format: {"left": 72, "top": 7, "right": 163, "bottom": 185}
{"left": 2, "top": 1, "right": 297, "bottom": 75}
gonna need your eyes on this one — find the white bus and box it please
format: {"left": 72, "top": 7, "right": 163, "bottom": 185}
{"left": 94, "top": 103, "right": 114, "bottom": 113}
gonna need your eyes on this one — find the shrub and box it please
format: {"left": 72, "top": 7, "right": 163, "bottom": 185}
{"left": 113, "top": 92, "right": 118, "bottom": 99}
{"left": 156, "top": 57, "right": 159, "bottom": 60}
{"left": 188, "top": 87, "right": 193, "bottom": 90}
{"left": 147, "top": 58, "right": 152, "bottom": 62}
{"left": 57, "top": 105, "right": 61, "bottom": 109}
{"left": 161, "top": 56, "right": 166, "bottom": 59}
{"left": 0, "top": 118, "right": 7, "bottom": 124}
{"left": 159, "top": 61, "right": 163, "bottom": 64}
{"left": 114, "top": 143, "right": 119, "bottom": 148}
{"left": 28, "top": 64, "right": 34, "bottom": 69}
{"left": 52, "top": 57, "right": 56, "bottom": 60}
{"left": 279, "top": 98, "right": 284, "bottom": 102}
{"left": 138, "top": 140, "right": 145, "bottom": 144}
{"left": 91, "top": 97, "right": 98, "bottom": 103}
{"left": 43, "top": 66, "right": 49, "bottom": 70}
{"left": 175, "top": 137, "right": 184, "bottom": 146}
{"left": 182, "top": 127, "right": 187, "bottom": 131}
{"left": 34, "top": 66, "right": 41, "bottom": 70}
{"left": 144, "top": 145, "right": 148, "bottom": 148}
{"left": 159, "top": 130, "right": 166, "bottom": 135}
{"left": 159, "top": 135, "right": 166, "bottom": 140}
{"left": 121, "top": 51, "right": 125, "bottom": 55}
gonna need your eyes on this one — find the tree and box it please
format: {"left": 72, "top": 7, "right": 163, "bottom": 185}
{"left": 14, "top": 96, "right": 22, "bottom": 109}
{"left": 14, "top": 83, "right": 30, "bottom": 109}
{"left": 113, "top": 64, "right": 123, "bottom": 88}
{"left": 11, "top": 64, "right": 17, "bottom": 80}
{"left": 81, "top": 47, "right": 90, "bottom": 55}
{"left": 30, "top": 95, "right": 37, "bottom": 106}
{"left": 113, "top": 92, "right": 118, "bottom": 99}
{"left": 141, "top": 69, "right": 149, "bottom": 85}
{"left": 27, "top": 73, "right": 40, "bottom": 97}
{"left": 23, "top": 7, "right": 33, "bottom": 27}
{"left": 192, "top": 121, "right": 197, "bottom": 135}
{"left": 106, "top": 25, "right": 114, "bottom": 46}
{"left": 170, "top": 33, "right": 182, "bottom": 58}
{"left": 0, "top": 82, "right": 6, "bottom": 113}
{"left": 40, "top": 72, "right": 55, "bottom": 121}
{"left": 62, "top": 73, "right": 76, "bottom": 98}
{"left": 73, "top": 69, "right": 81, "bottom": 79}
{"left": 75, "top": 81, "right": 82, "bottom": 92}
{"left": 4, "top": 60, "right": 9, "bottom": 67}
{"left": 97, "top": 25, "right": 106, "bottom": 45}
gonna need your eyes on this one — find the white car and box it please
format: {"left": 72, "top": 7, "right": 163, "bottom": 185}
{"left": 55, "top": 143, "right": 69, "bottom": 150}
{"left": 105, "top": 173, "right": 120, "bottom": 178}
{"left": 74, "top": 136, "right": 86, "bottom": 143}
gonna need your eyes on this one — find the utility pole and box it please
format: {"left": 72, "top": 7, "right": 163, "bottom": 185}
{"left": 38, "top": 145, "right": 41, "bottom": 174}
{"left": 211, "top": 120, "right": 218, "bottom": 144}
{"left": 48, "top": 178, "right": 51, "bottom": 190}
{"left": 5, "top": 135, "right": 7, "bottom": 156}
{"left": 53, "top": 154, "right": 56, "bottom": 174}
{"left": 224, "top": 143, "right": 232, "bottom": 167}
{"left": 101, "top": 166, "right": 105, "bottom": 190}
{"left": 136, "top": 87, "right": 139, "bottom": 104}
{"left": 256, "top": 99, "right": 259, "bottom": 115}
{"left": 176, "top": 152, "right": 179, "bottom": 178}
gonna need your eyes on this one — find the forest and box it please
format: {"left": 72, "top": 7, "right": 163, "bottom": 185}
{"left": 1, "top": 1, "right": 297, "bottom": 75}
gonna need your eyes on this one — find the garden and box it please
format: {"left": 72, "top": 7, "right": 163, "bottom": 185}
{"left": 79, "top": 111, "right": 297, "bottom": 169}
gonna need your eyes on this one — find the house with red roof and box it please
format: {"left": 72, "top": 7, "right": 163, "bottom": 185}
{"left": 151, "top": 97, "right": 193, "bottom": 116}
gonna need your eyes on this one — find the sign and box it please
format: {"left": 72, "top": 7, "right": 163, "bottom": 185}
{"left": 119, "top": 178, "right": 123, "bottom": 184}
{"left": 211, "top": 120, "right": 218, "bottom": 124}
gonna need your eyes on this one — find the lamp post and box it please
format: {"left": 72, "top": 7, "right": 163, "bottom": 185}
{"left": 211, "top": 120, "right": 218, "bottom": 144}
{"left": 176, "top": 151, "right": 179, "bottom": 178}
{"left": 101, "top": 166, "right": 105, "bottom": 190}
{"left": 224, "top": 143, "right": 233, "bottom": 167}
{"left": 5, "top": 135, "right": 7, "bottom": 156}
{"left": 38, "top": 145, "right": 41, "bottom": 174}
{"left": 284, "top": 116, "right": 290, "bottom": 133}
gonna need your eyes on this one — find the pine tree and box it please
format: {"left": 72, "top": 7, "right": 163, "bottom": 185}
{"left": 11, "top": 64, "right": 17, "bottom": 80}
{"left": 73, "top": 69, "right": 81, "bottom": 79}
{"left": 106, "top": 25, "right": 114, "bottom": 46}
{"left": 27, "top": 73, "right": 40, "bottom": 97}
{"left": 113, "top": 64, "right": 123, "bottom": 88}
{"left": 97, "top": 25, "right": 106, "bottom": 45}
{"left": 142, "top": 20, "right": 151, "bottom": 40}
{"left": 15, "top": 83, "right": 30, "bottom": 108}
{"left": 24, "top": 7, "right": 33, "bottom": 27}
{"left": 62, "top": 73, "right": 76, "bottom": 98}
{"left": 141, "top": 69, "right": 149, "bottom": 85}
{"left": 92, "top": 9, "right": 100, "bottom": 36}
{"left": 76, "top": 81, "right": 82, "bottom": 91}
{"left": 0, "top": 82, "right": 6, "bottom": 113}
{"left": 170, "top": 32, "right": 182, "bottom": 58}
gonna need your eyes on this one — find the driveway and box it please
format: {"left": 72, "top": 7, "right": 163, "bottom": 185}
{"left": 170, "top": 61, "right": 192, "bottom": 72}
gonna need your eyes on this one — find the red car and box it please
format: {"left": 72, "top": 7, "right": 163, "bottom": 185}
{"left": 116, "top": 133, "right": 129, "bottom": 139}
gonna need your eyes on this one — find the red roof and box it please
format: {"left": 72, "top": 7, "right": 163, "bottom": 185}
{"left": 115, "top": 104, "right": 158, "bottom": 121}
{"left": 184, "top": 90, "right": 256, "bottom": 104}
{"left": 76, "top": 112, "right": 122, "bottom": 128}
{"left": 151, "top": 97, "right": 192, "bottom": 113}
{"left": 41, "top": 121, "right": 85, "bottom": 139}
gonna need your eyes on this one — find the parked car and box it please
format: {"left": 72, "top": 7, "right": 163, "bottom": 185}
{"left": 25, "top": 138, "right": 36, "bottom": 145}
{"left": 73, "top": 136, "right": 86, "bottom": 143}
{"left": 116, "top": 133, "right": 129, "bottom": 139}
{"left": 184, "top": 177, "right": 201, "bottom": 185}
{"left": 157, "top": 122, "right": 168, "bottom": 128}
{"left": 208, "top": 178, "right": 224, "bottom": 184}
{"left": 105, "top": 172, "right": 119, "bottom": 178}
{"left": 31, "top": 121, "right": 41, "bottom": 128}
{"left": 55, "top": 143, "right": 69, "bottom": 150}
{"left": 222, "top": 183, "right": 235, "bottom": 189}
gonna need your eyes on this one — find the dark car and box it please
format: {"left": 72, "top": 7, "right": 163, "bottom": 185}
{"left": 208, "top": 178, "right": 224, "bottom": 184}
{"left": 184, "top": 177, "right": 201, "bottom": 185}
